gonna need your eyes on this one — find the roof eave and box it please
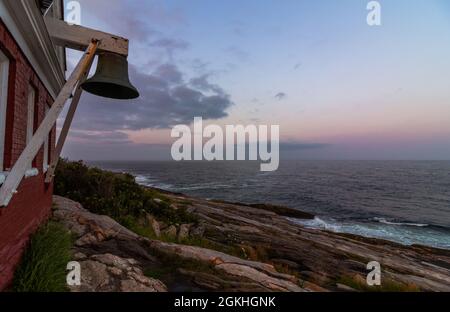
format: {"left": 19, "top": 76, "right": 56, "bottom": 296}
{"left": 3, "top": 0, "right": 66, "bottom": 98}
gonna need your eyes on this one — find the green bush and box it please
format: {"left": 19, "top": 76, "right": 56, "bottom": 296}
{"left": 13, "top": 222, "right": 72, "bottom": 292}
{"left": 54, "top": 159, "right": 197, "bottom": 225}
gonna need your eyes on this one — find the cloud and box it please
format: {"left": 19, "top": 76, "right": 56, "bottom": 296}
{"left": 230, "top": 20, "right": 246, "bottom": 37}
{"left": 67, "top": 131, "right": 132, "bottom": 145}
{"left": 153, "top": 63, "right": 183, "bottom": 84}
{"left": 275, "top": 92, "right": 287, "bottom": 100}
{"left": 150, "top": 38, "right": 189, "bottom": 51}
{"left": 63, "top": 140, "right": 331, "bottom": 161}
{"left": 78, "top": 0, "right": 185, "bottom": 38}
{"left": 66, "top": 1, "right": 233, "bottom": 134}
{"left": 149, "top": 38, "right": 189, "bottom": 61}
{"left": 74, "top": 0, "right": 188, "bottom": 67}
{"left": 63, "top": 141, "right": 172, "bottom": 161}
{"left": 225, "top": 46, "right": 249, "bottom": 62}
{"left": 191, "top": 59, "right": 210, "bottom": 74}
{"left": 189, "top": 75, "right": 226, "bottom": 95}
{"left": 72, "top": 63, "right": 233, "bottom": 132}
{"left": 279, "top": 142, "right": 330, "bottom": 151}
{"left": 64, "top": 0, "right": 234, "bottom": 157}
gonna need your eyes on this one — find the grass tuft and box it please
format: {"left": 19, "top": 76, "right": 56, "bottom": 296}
{"left": 12, "top": 221, "right": 72, "bottom": 292}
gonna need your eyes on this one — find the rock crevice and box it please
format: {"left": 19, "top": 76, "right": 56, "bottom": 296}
{"left": 53, "top": 194, "right": 450, "bottom": 292}
{"left": 53, "top": 196, "right": 306, "bottom": 292}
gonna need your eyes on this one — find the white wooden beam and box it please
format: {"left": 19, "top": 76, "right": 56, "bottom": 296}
{"left": 0, "top": 41, "right": 99, "bottom": 207}
{"left": 45, "top": 17, "right": 129, "bottom": 56}
{"left": 44, "top": 54, "right": 95, "bottom": 184}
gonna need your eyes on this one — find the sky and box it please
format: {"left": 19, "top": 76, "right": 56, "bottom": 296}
{"left": 61, "top": 0, "right": 450, "bottom": 160}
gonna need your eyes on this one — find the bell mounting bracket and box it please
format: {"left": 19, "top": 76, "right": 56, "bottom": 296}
{"left": 44, "top": 17, "right": 129, "bottom": 56}
{"left": 0, "top": 18, "right": 132, "bottom": 207}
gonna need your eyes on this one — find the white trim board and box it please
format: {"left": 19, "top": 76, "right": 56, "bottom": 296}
{"left": 0, "top": 0, "right": 65, "bottom": 98}
{"left": 26, "top": 85, "right": 36, "bottom": 170}
{"left": 0, "top": 50, "right": 9, "bottom": 171}
{"left": 43, "top": 104, "right": 49, "bottom": 172}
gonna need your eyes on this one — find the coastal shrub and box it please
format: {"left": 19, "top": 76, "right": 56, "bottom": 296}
{"left": 54, "top": 159, "right": 196, "bottom": 225}
{"left": 13, "top": 222, "right": 72, "bottom": 292}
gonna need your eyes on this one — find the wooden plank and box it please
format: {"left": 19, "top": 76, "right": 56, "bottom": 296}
{"left": 0, "top": 51, "right": 10, "bottom": 170}
{"left": 0, "top": 41, "right": 99, "bottom": 207}
{"left": 44, "top": 55, "right": 94, "bottom": 184}
{"left": 45, "top": 17, "right": 129, "bottom": 56}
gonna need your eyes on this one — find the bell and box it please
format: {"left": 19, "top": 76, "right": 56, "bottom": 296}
{"left": 81, "top": 52, "right": 139, "bottom": 100}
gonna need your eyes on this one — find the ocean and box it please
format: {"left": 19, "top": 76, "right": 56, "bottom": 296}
{"left": 89, "top": 160, "right": 450, "bottom": 250}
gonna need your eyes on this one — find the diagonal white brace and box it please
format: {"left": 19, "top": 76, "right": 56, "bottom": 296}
{"left": 0, "top": 41, "right": 99, "bottom": 207}
{"left": 44, "top": 52, "right": 95, "bottom": 184}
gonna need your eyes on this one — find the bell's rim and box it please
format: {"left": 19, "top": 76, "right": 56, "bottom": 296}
{"left": 81, "top": 79, "right": 140, "bottom": 100}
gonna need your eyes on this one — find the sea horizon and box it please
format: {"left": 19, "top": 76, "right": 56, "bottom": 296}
{"left": 88, "top": 159, "right": 450, "bottom": 250}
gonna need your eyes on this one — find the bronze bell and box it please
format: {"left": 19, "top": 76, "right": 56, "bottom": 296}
{"left": 81, "top": 52, "right": 139, "bottom": 100}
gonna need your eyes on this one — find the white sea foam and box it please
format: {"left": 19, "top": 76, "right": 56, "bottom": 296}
{"left": 373, "top": 217, "right": 428, "bottom": 227}
{"left": 94, "top": 160, "right": 450, "bottom": 250}
{"left": 135, "top": 175, "right": 150, "bottom": 184}
{"left": 134, "top": 175, "right": 174, "bottom": 190}
{"left": 289, "top": 217, "right": 450, "bottom": 249}
{"left": 174, "top": 184, "right": 234, "bottom": 191}
{"left": 294, "top": 217, "right": 342, "bottom": 232}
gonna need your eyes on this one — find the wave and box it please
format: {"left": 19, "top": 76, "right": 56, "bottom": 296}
{"left": 134, "top": 175, "right": 174, "bottom": 190}
{"left": 134, "top": 174, "right": 234, "bottom": 192}
{"left": 289, "top": 217, "right": 450, "bottom": 250}
{"left": 173, "top": 184, "right": 234, "bottom": 191}
{"left": 373, "top": 217, "right": 429, "bottom": 227}
{"left": 135, "top": 175, "right": 151, "bottom": 184}
{"left": 293, "top": 217, "right": 342, "bottom": 232}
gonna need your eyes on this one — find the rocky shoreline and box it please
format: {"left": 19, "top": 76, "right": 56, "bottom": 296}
{"left": 53, "top": 189, "right": 450, "bottom": 292}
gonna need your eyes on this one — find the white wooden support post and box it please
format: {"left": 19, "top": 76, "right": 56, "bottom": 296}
{"left": 44, "top": 55, "right": 94, "bottom": 184}
{"left": 45, "top": 17, "right": 129, "bottom": 56}
{"left": 0, "top": 41, "right": 99, "bottom": 207}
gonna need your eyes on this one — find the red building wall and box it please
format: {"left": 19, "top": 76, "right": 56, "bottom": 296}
{"left": 0, "top": 20, "right": 56, "bottom": 290}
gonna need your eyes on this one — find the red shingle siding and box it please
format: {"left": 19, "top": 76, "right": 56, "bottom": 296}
{"left": 0, "top": 19, "right": 57, "bottom": 290}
